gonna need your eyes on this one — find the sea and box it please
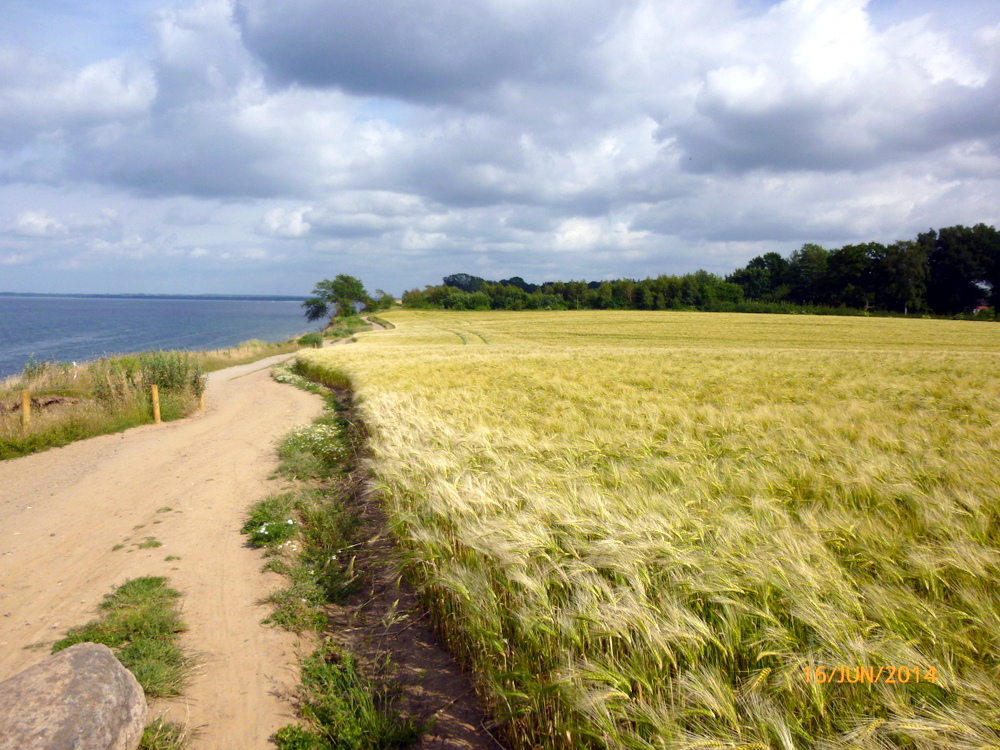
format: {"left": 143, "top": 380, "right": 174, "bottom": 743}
{"left": 0, "top": 295, "right": 315, "bottom": 379}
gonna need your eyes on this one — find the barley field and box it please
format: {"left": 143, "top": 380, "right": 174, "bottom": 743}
{"left": 298, "top": 310, "right": 1000, "bottom": 750}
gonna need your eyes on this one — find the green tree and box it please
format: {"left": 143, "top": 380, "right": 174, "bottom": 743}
{"left": 595, "top": 282, "right": 614, "bottom": 309}
{"left": 727, "top": 266, "right": 770, "bottom": 300}
{"left": 442, "top": 273, "right": 487, "bottom": 293}
{"left": 728, "top": 252, "right": 790, "bottom": 301}
{"left": 302, "top": 275, "right": 371, "bottom": 322}
{"left": 827, "top": 243, "right": 882, "bottom": 310}
{"left": 922, "top": 226, "right": 988, "bottom": 314}
{"left": 971, "top": 224, "right": 1000, "bottom": 310}
{"left": 371, "top": 289, "right": 395, "bottom": 311}
{"left": 787, "top": 243, "right": 830, "bottom": 304}
{"left": 878, "top": 240, "right": 928, "bottom": 314}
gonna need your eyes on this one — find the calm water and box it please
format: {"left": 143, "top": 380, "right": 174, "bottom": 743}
{"left": 0, "top": 296, "right": 314, "bottom": 378}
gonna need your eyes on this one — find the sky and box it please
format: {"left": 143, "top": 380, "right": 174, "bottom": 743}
{"left": 1, "top": 0, "right": 998, "bottom": 296}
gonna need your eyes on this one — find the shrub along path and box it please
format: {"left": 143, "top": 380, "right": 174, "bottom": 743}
{"left": 0, "top": 352, "right": 323, "bottom": 747}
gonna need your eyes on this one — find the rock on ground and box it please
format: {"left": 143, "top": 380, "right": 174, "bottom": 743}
{"left": 0, "top": 642, "right": 147, "bottom": 750}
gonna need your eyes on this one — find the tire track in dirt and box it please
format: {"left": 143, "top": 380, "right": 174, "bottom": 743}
{"left": 0, "top": 353, "right": 323, "bottom": 748}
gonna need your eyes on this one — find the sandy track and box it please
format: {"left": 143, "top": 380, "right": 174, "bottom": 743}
{"left": 0, "top": 353, "right": 323, "bottom": 747}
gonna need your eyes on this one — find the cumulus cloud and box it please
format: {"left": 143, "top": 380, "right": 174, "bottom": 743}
{"left": 662, "top": 0, "right": 1000, "bottom": 172}
{"left": 1, "top": 0, "right": 999, "bottom": 295}
{"left": 0, "top": 48, "right": 155, "bottom": 147}
{"left": 4, "top": 207, "right": 122, "bottom": 240}
{"left": 9, "top": 211, "right": 67, "bottom": 237}
{"left": 259, "top": 206, "right": 312, "bottom": 238}
{"left": 234, "top": 0, "right": 629, "bottom": 103}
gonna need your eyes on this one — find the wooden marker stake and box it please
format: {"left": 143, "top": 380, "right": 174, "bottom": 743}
{"left": 199, "top": 392, "right": 205, "bottom": 411}
{"left": 151, "top": 385, "right": 161, "bottom": 424}
{"left": 21, "top": 390, "right": 31, "bottom": 429}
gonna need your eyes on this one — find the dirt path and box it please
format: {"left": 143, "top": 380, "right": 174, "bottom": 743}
{"left": 0, "top": 353, "right": 322, "bottom": 747}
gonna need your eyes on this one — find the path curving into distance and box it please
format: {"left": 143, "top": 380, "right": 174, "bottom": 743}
{"left": 0, "top": 352, "right": 323, "bottom": 747}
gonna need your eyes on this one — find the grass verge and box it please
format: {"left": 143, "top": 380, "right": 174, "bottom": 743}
{"left": 244, "top": 486, "right": 360, "bottom": 633}
{"left": 323, "top": 314, "right": 373, "bottom": 340}
{"left": 0, "top": 351, "right": 204, "bottom": 460}
{"left": 189, "top": 338, "right": 301, "bottom": 373}
{"left": 252, "top": 360, "right": 421, "bottom": 748}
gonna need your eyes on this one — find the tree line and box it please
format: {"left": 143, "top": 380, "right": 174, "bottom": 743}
{"left": 399, "top": 224, "right": 999, "bottom": 316}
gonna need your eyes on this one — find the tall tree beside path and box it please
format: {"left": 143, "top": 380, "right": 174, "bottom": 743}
{"left": 302, "top": 275, "right": 371, "bottom": 323}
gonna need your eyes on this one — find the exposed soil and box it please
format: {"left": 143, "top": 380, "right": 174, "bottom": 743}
{"left": 318, "top": 388, "right": 502, "bottom": 750}
{"left": 0, "top": 343, "right": 499, "bottom": 749}
{"left": 0, "top": 395, "right": 81, "bottom": 413}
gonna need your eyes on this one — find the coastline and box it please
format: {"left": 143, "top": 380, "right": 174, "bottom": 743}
{"left": 0, "top": 292, "right": 307, "bottom": 301}
{"left": 0, "top": 296, "right": 315, "bottom": 379}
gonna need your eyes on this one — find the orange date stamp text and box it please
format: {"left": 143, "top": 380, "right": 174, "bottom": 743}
{"left": 802, "top": 666, "right": 938, "bottom": 685}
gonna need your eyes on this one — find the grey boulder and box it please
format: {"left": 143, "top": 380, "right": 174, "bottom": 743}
{"left": 0, "top": 642, "right": 147, "bottom": 750}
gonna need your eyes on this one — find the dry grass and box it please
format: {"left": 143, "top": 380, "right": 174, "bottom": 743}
{"left": 0, "top": 338, "right": 302, "bottom": 460}
{"left": 298, "top": 310, "right": 1000, "bottom": 750}
{"left": 190, "top": 338, "right": 299, "bottom": 372}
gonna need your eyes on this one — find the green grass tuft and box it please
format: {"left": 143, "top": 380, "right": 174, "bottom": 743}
{"left": 272, "top": 647, "right": 421, "bottom": 750}
{"left": 242, "top": 492, "right": 298, "bottom": 547}
{"left": 52, "top": 576, "right": 188, "bottom": 697}
{"left": 139, "top": 718, "right": 190, "bottom": 750}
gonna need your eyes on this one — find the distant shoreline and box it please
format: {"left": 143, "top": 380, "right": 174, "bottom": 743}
{"left": 0, "top": 292, "right": 307, "bottom": 302}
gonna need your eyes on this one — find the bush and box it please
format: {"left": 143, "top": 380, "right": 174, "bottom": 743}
{"left": 91, "top": 351, "right": 204, "bottom": 405}
{"left": 298, "top": 333, "right": 324, "bottom": 348}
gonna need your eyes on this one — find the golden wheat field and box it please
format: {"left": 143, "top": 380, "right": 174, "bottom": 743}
{"left": 298, "top": 310, "right": 1000, "bottom": 750}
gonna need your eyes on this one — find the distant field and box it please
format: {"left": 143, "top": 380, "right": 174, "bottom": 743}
{"left": 299, "top": 310, "right": 1000, "bottom": 750}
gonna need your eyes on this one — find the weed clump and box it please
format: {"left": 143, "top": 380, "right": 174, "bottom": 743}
{"left": 139, "top": 718, "right": 190, "bottom": 750}
{"left": 276, "top": 419, "right": 349, "bottom": 480}
{"left": 272, "top": 646, "right": 422, "bottom": 750}
{"left": 242, "top": 492, "right": 298, "bottom": 547}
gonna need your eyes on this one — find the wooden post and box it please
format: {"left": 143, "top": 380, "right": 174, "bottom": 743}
{"left": 151, "top": 385, "right": 161, "bottom": 424}
{"left": 199, "top": 392, "right": 205, "bottom": 411}
{"left": 21, "top": 390, "right": 31, "bottom": 429}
